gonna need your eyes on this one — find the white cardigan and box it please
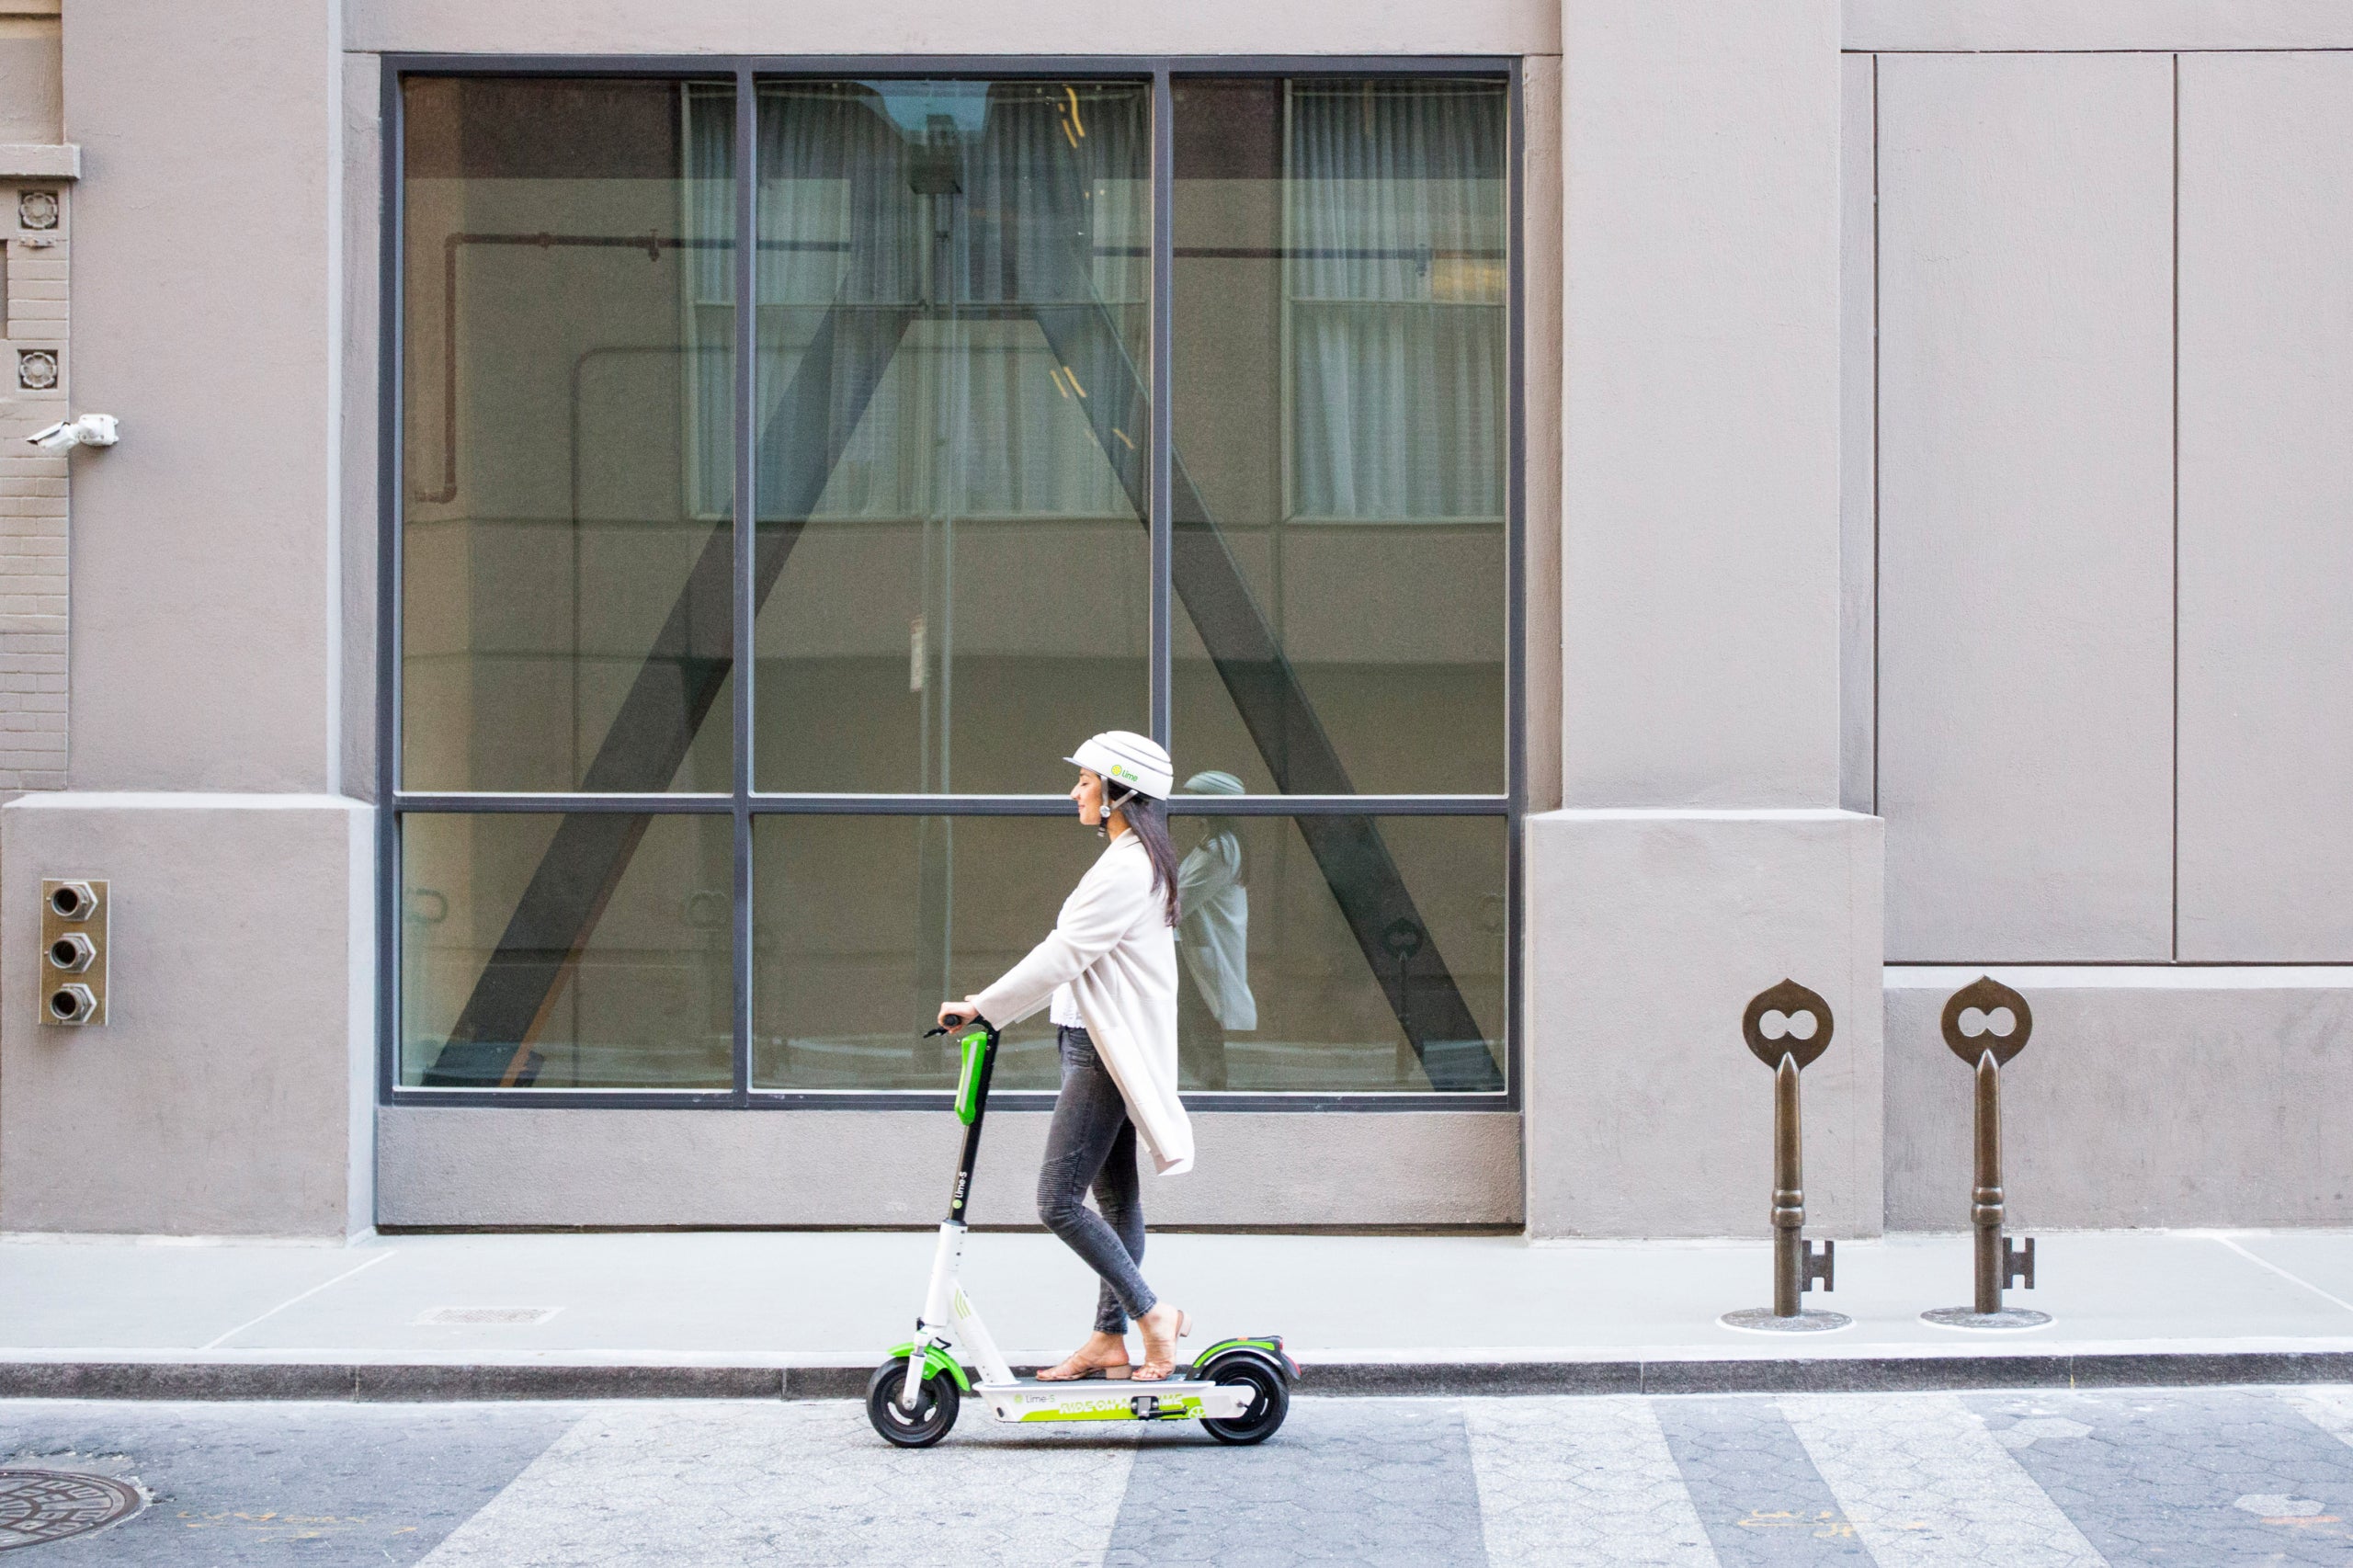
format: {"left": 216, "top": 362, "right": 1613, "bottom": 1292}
{"left": 972, "top": 834, "right": 1195, "bottom": 1176}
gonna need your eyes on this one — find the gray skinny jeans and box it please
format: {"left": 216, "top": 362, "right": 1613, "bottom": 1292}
{"left": 1038, "top": 1026, "right": 1157, "bottom": 1335}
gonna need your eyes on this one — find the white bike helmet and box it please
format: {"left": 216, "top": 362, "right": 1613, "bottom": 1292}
{"left": 1066, "top": 731, "right": 1173, "bottom": 801}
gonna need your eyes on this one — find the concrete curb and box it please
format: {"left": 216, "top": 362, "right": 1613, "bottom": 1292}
{"left": 4, "top": 1351, "right": 2352, "bottom": 1401}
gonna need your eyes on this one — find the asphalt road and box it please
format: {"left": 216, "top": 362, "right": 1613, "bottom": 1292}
{"left": 3, "top": 1386, "right": 2351, "bottom": 1564}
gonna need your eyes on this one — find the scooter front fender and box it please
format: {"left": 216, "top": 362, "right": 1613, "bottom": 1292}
{"left": 885, "top": 1341, "right": 972, "bottom": 1394}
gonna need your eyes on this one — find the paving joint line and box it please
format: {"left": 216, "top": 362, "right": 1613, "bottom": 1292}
{"left": 2206, "top": 1233, "right": 2353, "bottom": 1316}
{"left": 195, "top": 1248, "right": 397, "bottom": 1351}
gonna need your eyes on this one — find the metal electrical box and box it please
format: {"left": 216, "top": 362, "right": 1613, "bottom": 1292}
{"left": 39, "top": 878, "right": 107, "bottom": 1026}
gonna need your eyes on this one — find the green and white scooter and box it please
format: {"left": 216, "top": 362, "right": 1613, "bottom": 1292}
{"left": 866, "top": 1018, "right": 1295, "bottom": 1449}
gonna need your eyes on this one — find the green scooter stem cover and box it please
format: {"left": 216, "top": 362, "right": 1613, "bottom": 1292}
{"left": 954, "top": 1029, "right": 990, "bottom": 1124}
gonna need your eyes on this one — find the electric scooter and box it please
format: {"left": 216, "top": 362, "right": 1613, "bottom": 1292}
{"left": 865, "top": 1018, "right": 1296, "bottom": 1449}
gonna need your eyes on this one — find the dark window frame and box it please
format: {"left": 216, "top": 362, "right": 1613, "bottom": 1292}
{"left": 377, "top": 54, "right": 1526, "bottom": 1112}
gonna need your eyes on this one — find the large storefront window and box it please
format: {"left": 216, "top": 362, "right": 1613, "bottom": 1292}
{"left": 391, "top": 66, "right": 1518, "bottom": 1103}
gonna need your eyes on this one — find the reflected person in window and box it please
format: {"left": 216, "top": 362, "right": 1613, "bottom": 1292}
{"left": 1175, "top": 770, "right": 1256, "bottom": 1091}
{"left": 939, "top": 732, "right": 1196, "bottom": 1381}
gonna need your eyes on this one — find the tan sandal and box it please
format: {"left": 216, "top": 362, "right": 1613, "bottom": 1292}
{"left": 1131, "top": 1307, "right": 1190, "bottom": 1381}
{"left": 1036, "top": 1344, "right": 1131, "bottom": 1382}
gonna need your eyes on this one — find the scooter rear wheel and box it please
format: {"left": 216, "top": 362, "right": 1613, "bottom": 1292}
{"left": 866, "top": 1359, "right": 961, "bottom": 1448}
{"left": 1199, "top": 1356, "right": 1289, "bottom": 1446}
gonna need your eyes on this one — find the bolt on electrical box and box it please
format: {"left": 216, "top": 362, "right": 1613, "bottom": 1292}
{"left": 39, "top": 879, "right": 107, "bottom": 1026}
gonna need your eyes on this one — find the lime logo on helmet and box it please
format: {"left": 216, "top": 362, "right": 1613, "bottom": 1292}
{"left": 1110, "top": 764, "right": 1138, "bottom": 782}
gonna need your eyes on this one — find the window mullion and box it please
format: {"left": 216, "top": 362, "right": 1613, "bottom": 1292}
{"left": 1150, "top": 65, "right": 1175, "bottom": 746}
{"left": 731, "top": 65, "right": 758, "bottom": 1104}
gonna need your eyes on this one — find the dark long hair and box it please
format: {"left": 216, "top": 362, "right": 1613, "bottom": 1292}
{"left": 1107, "top": 788, "right": 1180, "bottom": 926}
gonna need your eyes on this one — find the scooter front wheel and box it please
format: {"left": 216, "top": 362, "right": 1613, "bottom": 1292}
{"left": 1199, "top": 1355, "right": 1289, "bottom": 1446}
{"left": 866, "top": 1359, "right": 961, "bottom": 1448}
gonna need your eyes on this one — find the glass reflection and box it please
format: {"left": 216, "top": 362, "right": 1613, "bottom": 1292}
{"left": 1170, "top": 78, "right": 1508, "bottom": 796}
{"left": 746, "top": 81, "right": 1153, "bottom": 794}
{"left": 1173, "top": 770, "right": 1255, "bottom": 1089}
{"left": 753, "top": 813, "right": 1099, "bottom": 1092}
{"left": 401, "top": 812, "right": 734, "bottom": 1089}
{"left": 401, "top": 77, "right": 735, "bottom": 793}
{"left": 752, "top": 810, "right": 1506, "bottom": 1095}
{"left": 1170, "top": 811, "right": 1506, "bottom": 1092}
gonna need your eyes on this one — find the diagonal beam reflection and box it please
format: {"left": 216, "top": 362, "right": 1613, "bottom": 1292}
{"left": 422, "top": 132, "right": 1500, "bottom": 1093}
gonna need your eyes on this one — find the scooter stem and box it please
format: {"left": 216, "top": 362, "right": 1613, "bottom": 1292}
{"left": 902, "top": 1023, "right": 1006, "bottom": 1410}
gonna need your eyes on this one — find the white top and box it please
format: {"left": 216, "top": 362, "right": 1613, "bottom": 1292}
{"left": 1176, "top": 828, "right": 1256, "bottom": 1031}
{"left": 972, "top": 834, "right": 1194, "bottom": 1176}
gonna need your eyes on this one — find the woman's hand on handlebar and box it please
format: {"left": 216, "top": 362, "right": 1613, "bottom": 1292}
{"left": 938, "top": 999, "right": 984, "bottom": 1031}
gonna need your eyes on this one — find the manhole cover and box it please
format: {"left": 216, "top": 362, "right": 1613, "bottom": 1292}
{"left": 0, "top": 1471, "right": 143, "bottom": 1551}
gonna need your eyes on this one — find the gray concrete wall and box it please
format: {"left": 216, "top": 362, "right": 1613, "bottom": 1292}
{"left": 1856, "top": 32, "right": 2353, "bottom": 977}
{"left": 1525, "top": 810, "right": 1883, "bottom": 1238}
{"left": 1837, "top": 52, "right": 1875, "bottom": 818}
{"left": 2176, "top": 51, "right": 2353, "bottom": 961}
{"left": 1886, "top": 968, "right": 2353, "bottom": 1229}
{"left": 338, "top": 50, "right": 379, "bottom": 802}
{"left": 1849, "top": 26, "right": 2353, "bottom": 1232}
{"left": 1845, "top": 0, "right": 2353, "bottom": 52}
{"left": 1559, "top": 0, "right": 1844, "bottom": 810}
{"left": 1872, "top": 52, "right": 2175, "bottom": 963}
{"left": 1519, "top": 4, "right": 1876, "bottom": 1238}
{"left": 1522, "top": 52, "right": 1563, "bottom": 814}
{"left": 343, "top": 0, "right": 1562, "bottom": 56}
{"left": 0, "top": 3, "right": 375, "bottom": 1239}
{"left": 378, "top": 1108, "right": 1521, "bottom": 1230}
{"left": 0, "top": 795, "right": 373, "bottom": 1235}
{"left": 61, "top": 0, "right": 344, "bottom": 792}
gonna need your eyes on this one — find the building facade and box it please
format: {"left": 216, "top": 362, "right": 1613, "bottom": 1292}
{"left": 1, "top": 0, "right": 2348, "bottom": 1238}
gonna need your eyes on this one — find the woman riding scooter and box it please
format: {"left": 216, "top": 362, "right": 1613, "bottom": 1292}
{"left": 938, "top": 731, "right": 1194, "bottom": 1383}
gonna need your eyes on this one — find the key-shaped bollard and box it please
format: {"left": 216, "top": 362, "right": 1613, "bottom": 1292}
{"left": 1720, "top": 980, "right": 1851, "bottom": 1334}
{"left": 1922, "top": 975, "right": 2051, "bottom": 1330}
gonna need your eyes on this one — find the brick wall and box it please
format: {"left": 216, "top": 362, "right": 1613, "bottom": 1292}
{"left": 0, "top": 178, "right": 66, "bottom": 790}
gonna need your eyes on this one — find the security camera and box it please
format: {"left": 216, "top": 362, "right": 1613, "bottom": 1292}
{"left": 25, "top": 414, "right": 118, "bottom": 450}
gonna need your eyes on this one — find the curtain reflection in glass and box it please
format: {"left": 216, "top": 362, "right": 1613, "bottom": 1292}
{"left": 733, "top": 81, "right": 1153, "bottom": 796}
{"left": 1171, "top": 78, "right": 1507, "bottom": 797}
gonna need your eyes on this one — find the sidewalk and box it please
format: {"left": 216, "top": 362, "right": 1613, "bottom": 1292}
{"left": 2, "top": 1227, "right": 2350, "bottom": 1399}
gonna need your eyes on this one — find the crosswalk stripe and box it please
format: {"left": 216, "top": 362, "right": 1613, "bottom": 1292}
{"left": 1465, "top": 1397, "right": 1719, "bottom": 1568}
{"left": 2285, "top": 1386, "right": 2353, "bottom": 1449}
{"left": 417, "top": 1401, "right": 1138, "bottom": 1568}
{"left": 1784, "top": 1392, "right": 2109, "bottom": 1568}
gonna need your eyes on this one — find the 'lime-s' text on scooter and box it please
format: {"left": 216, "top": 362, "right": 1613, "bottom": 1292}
{"left": 865, "top": 1018, "right": 1294, "bottom": 1448}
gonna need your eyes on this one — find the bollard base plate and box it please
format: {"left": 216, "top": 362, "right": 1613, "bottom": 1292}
{"left": 1921, "top": 1306, "right": 2052, "bottom": 1331}
{"left": 1719, "top": 1308, "right": 1852, "bottom": 1334}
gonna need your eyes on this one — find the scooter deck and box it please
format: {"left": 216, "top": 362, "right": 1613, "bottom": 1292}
{"left": 975, "top": 1376, "right": 1248, "bottom": 1425}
